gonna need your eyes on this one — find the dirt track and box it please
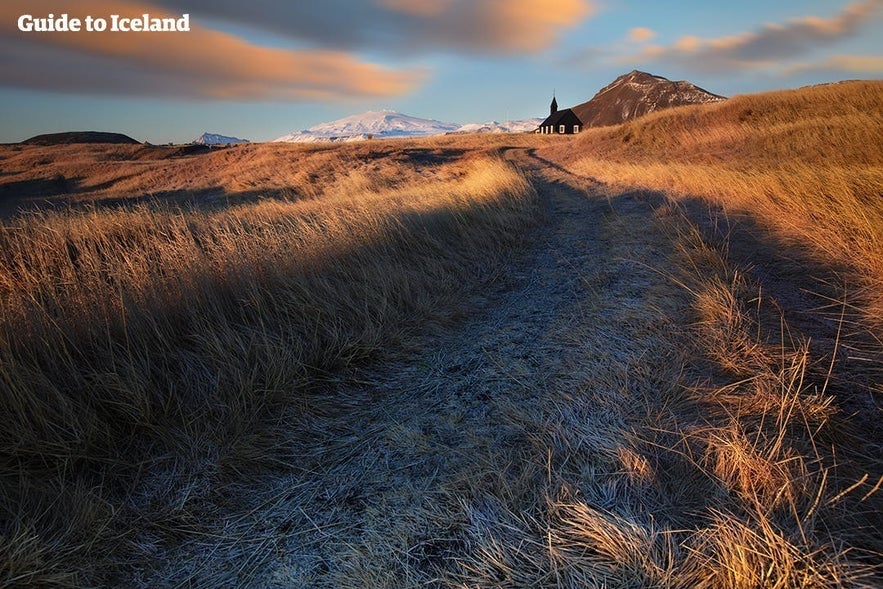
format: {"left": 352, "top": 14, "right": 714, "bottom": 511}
{"left": 129, "top": 150, "right": 704, "bottom": 587}
{"left": 130, "top": 147, "right": 882, "bottom": 588}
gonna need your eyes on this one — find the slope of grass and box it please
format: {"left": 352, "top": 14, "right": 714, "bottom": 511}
{"left": 546, "top": 80, "right": 883, "bottom": 324}
{"left": 530, "top": 83, "right": 883, "bottom": 587}
{"left": 0, "top": 151, "right": 538, "bottom": 586}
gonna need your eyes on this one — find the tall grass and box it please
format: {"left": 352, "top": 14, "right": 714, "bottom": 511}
{"left": 660, "top": 210, "right": 882, "bottom": 588}
{"left": 0, "top": 154, "right": 538, "bottom": 585}
{"left": 529, "top": 206, "right": 880, "bottom": 588}
{"left": 520, "top": 84, "right": 883, "bottom": 586}
{"left": 551, "top": 80, "right": 883, "bottom": 323}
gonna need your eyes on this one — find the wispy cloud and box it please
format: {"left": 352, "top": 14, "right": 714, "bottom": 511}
{"left": 146, "top": 0, "right": 596, "bottom": 55}
{"left": 0, "top": 0, "right": 596, "bottom": 100}
{"left": 0, "top": 0, "right": 423, "bottom": 100}
{"left": 782, "top": 54, "right": 883, "bottom": 76}
{"left": 629, "top": 0, "right": 882, "bottom": 73}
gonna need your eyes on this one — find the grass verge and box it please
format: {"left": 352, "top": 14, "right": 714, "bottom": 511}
{"left": 0, "top": 154, "right": 538, "bottom": 586}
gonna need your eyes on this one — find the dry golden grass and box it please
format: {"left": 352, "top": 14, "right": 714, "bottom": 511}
{"left": 526, "top": 96, "right": 883, "bottom": 588}
{"left": 0, "top": 144, "right": 540, "bottom": 586}
{"left": 2, "top": 92, "right": 880, "bottom": 586}
{"left": 545, "top": 80, "right": 883, "bottom": 325}
{"left": 617, "top": 199, "right": 881, "bottom": 589}
{"left": 0, "top": 133, "right": 555, "bottom": 211}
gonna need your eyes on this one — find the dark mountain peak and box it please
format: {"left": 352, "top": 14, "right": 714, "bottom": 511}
{"left": 623, "top": 70, "right": 665, "bottom": 82}
{"left": 571, "top": 71, "right": 726, "bottom": 129}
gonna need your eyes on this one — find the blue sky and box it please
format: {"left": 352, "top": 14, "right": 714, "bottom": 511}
{"left": 1, "top": 0, "right": 881, "bottom": 143}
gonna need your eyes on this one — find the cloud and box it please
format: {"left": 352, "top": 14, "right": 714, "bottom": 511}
{"left": 0, "top": 0, "right": 595, "bottom": 100}
{"left": 781, "top": 54, "right": 883, "bottom": 76}
{"left": 553, "top": 44, "right": 612, "bottom": 70}
{"left": 630, "top": 0, "right": 882, "bottom": 72}
{"left": 626, "top": 27, "right": 656, "bottom": 44}
{"left": 673, "top": 36, "right": 700, "bottom": 52}
{"left": 0, "top": 0, "right": 422, "bottom": 100}
{"left": 377, "top": 0, "right": 455, "bottom": 18}
{"left": 147, "top": 0, "right": 595, "bottom": 55}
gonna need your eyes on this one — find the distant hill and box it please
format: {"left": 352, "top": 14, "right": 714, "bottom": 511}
{"left": 572, "top": 70, "right": 726, "bottom": 128}
{"left": 274, "top": 110, "right": 460, "bottom": 143}
{"left": 192, "top": 133, "right": 249, "bottom": 145}
{"left": 22, "top": 131, "right": 140, "bottom": 145}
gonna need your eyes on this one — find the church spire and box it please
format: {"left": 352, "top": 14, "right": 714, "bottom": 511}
{"left": 550, "top": 92, "right": 558, "bottom": 115}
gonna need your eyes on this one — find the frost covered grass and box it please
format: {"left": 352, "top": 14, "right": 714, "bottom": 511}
{"left": 0, "top": 147, "right": 539, "bottom": 586}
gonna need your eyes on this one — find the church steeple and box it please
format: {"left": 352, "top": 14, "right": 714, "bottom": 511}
{"left": 550, "top": 93, "right": 558, "bottom": 115}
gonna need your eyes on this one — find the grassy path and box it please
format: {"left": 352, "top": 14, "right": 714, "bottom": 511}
{"left": 138, "top": 149, "right": 880, "bottom": 588}
{"left": 138, "top": 150, "right": 693, "bottom": 586}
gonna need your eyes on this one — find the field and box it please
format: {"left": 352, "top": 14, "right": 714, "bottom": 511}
{"left": 1, "top": 82, "right": 881, "bottom": 587}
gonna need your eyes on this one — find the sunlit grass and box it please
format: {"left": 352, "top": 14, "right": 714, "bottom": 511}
{"left": 555, "top": 80, "right": 883, "bottom": 324}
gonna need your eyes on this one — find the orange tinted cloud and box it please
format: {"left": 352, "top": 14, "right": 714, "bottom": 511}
{"left": 632, "top": 0, "right": 881, "bottom": 72}
{"left": 146, "top": 0, "right": 595, "bottom": 55}
{"left": 673, "top": 35, "right": 701, "bottom": 52}
{"left": 627, "top": 27, "right": 657, "bottom": 43}
{"left": 0, "top": 0, "right": 422, "bottom": 100}
{"left": 479, "top": 0, "right": 594, "bottom": 52}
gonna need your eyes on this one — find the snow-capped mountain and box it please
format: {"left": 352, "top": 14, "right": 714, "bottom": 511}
{"left": 274, "top": 110, "right": 460, "bottom": 143}
{"left": 192, "top": 132, "right": 249, "bottom": 145}
{"left": 453, "top": 118, "right": 543, "bottom": 134}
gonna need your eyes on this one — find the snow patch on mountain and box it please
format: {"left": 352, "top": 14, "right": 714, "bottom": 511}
{"left": 453, "top": 118, "right": 543, "bottom": 134}
{"left": 192, "top": 132, "right": 249, "bottom": 145}
{"left": 274, "top": 110, "right": 460, "bottom": 143}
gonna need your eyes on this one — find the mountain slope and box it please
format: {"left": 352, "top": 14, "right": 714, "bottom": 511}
{"left": 572, "top": 70, "right": 725, "bottom": 128}
{"left": 274, "top": 110, "right": 459, "bottom": 143}
{"left": 192, "top": 132, "right": 249, "bottom": 145}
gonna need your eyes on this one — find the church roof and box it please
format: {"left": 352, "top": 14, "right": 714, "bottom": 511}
{"left": 539, "top": 108, "right": 582, "bottom": 128}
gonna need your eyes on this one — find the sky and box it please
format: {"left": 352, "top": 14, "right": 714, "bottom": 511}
{"left": 1, "top": 0, "right": 881, "bottom": 143}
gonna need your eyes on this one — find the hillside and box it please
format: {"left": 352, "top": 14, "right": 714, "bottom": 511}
{"left": 571, "top": 70, "right": 725, "bottom": 128}
{"left": 21, "top": 131, "right": 140, "bottom": 145}
{"left": 0, "top": 135, "right": 552, "bottom": 214}
{"left": 545, "top": 80, "right": 883, "bottom": 322}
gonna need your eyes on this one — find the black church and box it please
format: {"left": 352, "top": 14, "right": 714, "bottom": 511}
{"left": 536, "top": 95, "right": 582, "bottom": 135}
